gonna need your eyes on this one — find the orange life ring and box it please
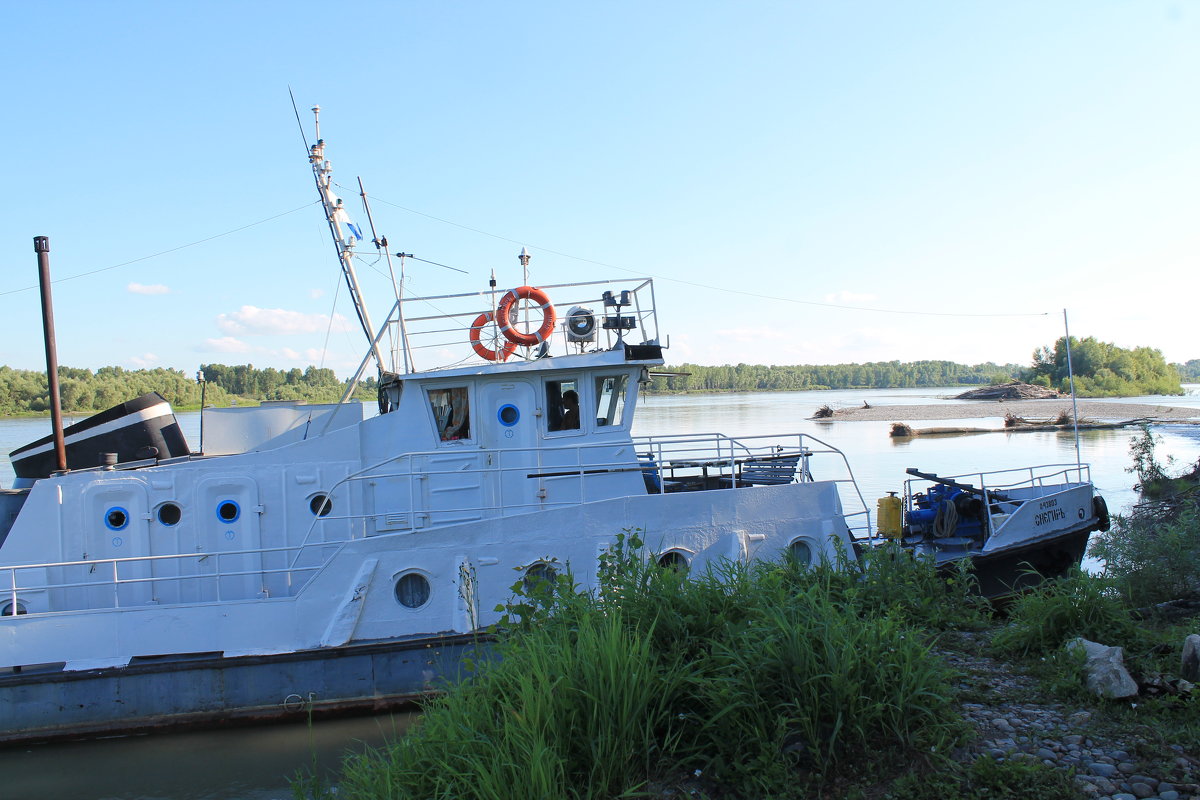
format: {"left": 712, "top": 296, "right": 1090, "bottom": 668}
{"left": 469, "top": 312, "right": 517, "bottom": 361}
{"left": 496, "top": 286, "right": 557, "bottom": 347}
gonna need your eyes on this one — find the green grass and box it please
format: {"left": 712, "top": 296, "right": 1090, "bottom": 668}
{"left": 307, "top": 534, "right": 978, "bottom": 800}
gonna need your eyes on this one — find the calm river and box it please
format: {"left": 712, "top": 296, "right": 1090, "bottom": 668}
{"left": 2, "top": 386, "right": 1199, "bottom": 799}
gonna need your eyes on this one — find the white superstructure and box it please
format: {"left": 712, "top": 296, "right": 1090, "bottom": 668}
{"left": 0, "top": 118, "right": 869, "bottom": 673}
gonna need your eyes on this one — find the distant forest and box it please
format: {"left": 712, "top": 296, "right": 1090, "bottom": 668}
{"left": 0, "top": 364, "right": 376, "bottom": 417}
{"left": 649, "top": 339, "right": 1188, "bottom": 398}
{"left": 1177, "top": 359, "right": 1200, "bottom": 382}
{"left": 0, "top": 341, "right": 1192, "bottom": 416}
{"left": 645, "top": 361, "right": 1019, "bottom": 393}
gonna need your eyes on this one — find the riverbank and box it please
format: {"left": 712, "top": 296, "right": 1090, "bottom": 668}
{"left": 817, "top": 399, "right": 1200, "bottom": 423}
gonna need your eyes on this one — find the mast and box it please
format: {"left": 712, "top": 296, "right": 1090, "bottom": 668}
{"left": 306, "top": 106, "right": 385, "bottom": 370}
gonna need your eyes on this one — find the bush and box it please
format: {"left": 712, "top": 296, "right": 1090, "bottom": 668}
{"left": 1089, "top": 426, "right": 1200, "bottom": 606}
{"left": 993, "top": 570, "right": 1139, "bottom": 658}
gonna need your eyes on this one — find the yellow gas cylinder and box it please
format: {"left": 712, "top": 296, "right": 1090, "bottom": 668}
{"left": 877, "top": 492, "right": 903, "bottom": 539}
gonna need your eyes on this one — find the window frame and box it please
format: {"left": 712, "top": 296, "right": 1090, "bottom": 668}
{"left": 425, "top": 383, "right": 476, "bottom": 445}
{"left": 543, "top": 376, "right": 585, "bottom": 437}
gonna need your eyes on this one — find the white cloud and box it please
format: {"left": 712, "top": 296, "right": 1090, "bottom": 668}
{"left": 128, "top": 353, "right": 159, "bottom": 368}
{"left": 128, "top": 282, "right": 170, "bottom": 295}
{"left": 216, "top": 305, "right": 351, "bottom": 336}
{"left": 309, "top": 288, "right": 326, "bottom": 299}
{"left": 204, "top": 336, "right": 252, "bottom": 353}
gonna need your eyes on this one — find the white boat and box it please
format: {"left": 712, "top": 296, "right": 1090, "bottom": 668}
{"left": 0, "top": 111, "right": 1107, "bottom": 743}
{"left": 896, "top": 464, "right": 1110, "bottom": 596}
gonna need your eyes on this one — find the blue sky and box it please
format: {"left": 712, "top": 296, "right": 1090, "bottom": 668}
{"left": 2, "top": 1, "right": 1197, "bottom": 377}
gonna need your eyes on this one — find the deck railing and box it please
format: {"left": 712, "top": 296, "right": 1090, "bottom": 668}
{"left": 2, "top": 432, "right": 872, "bottom": 617}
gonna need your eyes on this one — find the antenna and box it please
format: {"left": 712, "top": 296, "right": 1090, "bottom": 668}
{"left": 1062, "top": 309, "right": 1082, "bottom": 472}
{"left": 358, "top": 176, "right": 410, "bottom": 374}
{"left": 287, "top": 86, "right": 310, "bottom": 151}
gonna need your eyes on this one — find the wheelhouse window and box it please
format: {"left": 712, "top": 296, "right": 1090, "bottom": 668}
{"left": 594, "top": 374, "right": 628, "bottom": 427}
{"left": 545, "top": 378, "right": 580, "bottom": 432}
{"left": 429, "top": 387, "right": 471, "bottom": 441}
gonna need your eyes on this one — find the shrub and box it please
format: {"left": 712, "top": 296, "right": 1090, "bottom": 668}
{"left": 993, "top": 569, "right": 1138, "bottom": 657}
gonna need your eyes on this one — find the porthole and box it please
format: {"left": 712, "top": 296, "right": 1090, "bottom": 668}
{"left": 309, "top": 494, "right": 332, "bottom": 517}
{"left": 104, "top": 506, "right": 129, "bottom": 531}
{"left": 1, "top": 601, "right": 28, "bottom": 616}
{"left": 217, "top": 500, "right": 240, "bottom": 523}
{"left": 789, "top": 539, "right": 813, "bottom": 566}
{"left": 657, "top": 551, "right": 690, "bottom": 573}
{"left": 497, "top": 404, "right": 520, "bottom": 426}
{"left": 523, "top": 561, "right": 558, "bottom": 592}
{"left": 394, "top": 572, "right": 431, "bottom": 609}
{"left": 157, "top": 503, "right": 182, "bottom": 526}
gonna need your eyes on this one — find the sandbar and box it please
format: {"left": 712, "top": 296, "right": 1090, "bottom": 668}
{"left": 815, "top": 399, "right": 1200, "bottom": 423}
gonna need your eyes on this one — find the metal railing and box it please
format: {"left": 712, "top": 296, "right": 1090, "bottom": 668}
{"left": 3, "top": 431, "right": 874, "bottom": 617}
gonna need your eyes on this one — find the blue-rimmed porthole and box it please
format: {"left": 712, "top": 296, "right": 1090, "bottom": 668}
{"left": 497, "top": 404, "right": 520, "bottom": 426}
{"left": 104, "top": 506, "right": 129, "bottom": 531}
{"left": 216, "top": 500, "right": 241, "bottom": 523}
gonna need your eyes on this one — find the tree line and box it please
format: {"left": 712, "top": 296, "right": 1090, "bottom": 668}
{"left": 1023, "top": 337, "right": 1184, "bottom": 396}
{"left": 1175, "top": 359, "right": 1200, "bottom": 382}
{"left": 0, "top": 364, "right": 376, "bottom": 416}
{"left": 0, "top": 340, "right": 1190, "bottom": 416}
{"left": 646, "top": 360, "right": 1020, "bottom": 393}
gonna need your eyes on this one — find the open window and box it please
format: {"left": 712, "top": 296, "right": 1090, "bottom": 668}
{"left": 545, "top": 378, "right": 581, "bottom": 433}
{"left": 428, "top": 387, "right": 471, "bottom": 441}
{"left": 594, "top": 374, "right": 629, "bottom": 427}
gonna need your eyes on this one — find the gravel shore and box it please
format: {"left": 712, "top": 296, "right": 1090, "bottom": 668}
{"left": 816, "top": 400, "right": 1200, "bottom": 423}
{"left": 942, "top": 631, "right": 1197, "bottom": 800}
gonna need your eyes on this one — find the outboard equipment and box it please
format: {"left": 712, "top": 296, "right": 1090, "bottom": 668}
{"left": 9, "top": 392, "right": 190, "bottom": 481}
{"left": 904, "top": 483, "right": 986, "bottom": 540}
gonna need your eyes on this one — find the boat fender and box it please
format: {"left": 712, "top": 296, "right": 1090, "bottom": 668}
{"left": 469, "top": 311, "right": 518, "bottom": 361}
{"left": 496, "top": 286, "right": 557, "bottom": 347}
{"left": 1092, "top": 495, "right": 1111, "bottom": 532}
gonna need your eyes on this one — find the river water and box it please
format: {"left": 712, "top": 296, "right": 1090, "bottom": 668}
{"left": 2, "top": 386, "right": 1199, "bottom": 799}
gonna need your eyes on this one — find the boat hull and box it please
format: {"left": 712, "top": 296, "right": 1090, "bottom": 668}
{"left": 0, "top": 633, "right": 481, "bottom": 746}
{"left": 958, "top": 524, "right": 1092, "bottom": 598}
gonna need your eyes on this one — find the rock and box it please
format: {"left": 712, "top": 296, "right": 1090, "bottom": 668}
{"left": 1112, "top": 794, "right": 1137, "bottom": 800}
{"left": 1160, "top": 790, "right": 1180, "bottom": 800}
{"left": 1182, "top": 634, "right": 1200, "bottom": 683}
{"left": 1067, "top": 638, "right": 1139, "bottom": 699}
{"left": 1037, "top": 747, "right": 1058, "bottom": 761}
{"left": 1130, "top": 783, "right": 1156, "bottom": 798}
{"left": 1089, "top": 762, "right": 1119, "bottom": 778}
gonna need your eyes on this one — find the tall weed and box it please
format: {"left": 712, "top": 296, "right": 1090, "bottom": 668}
{"left": 327, "top": 533, "right": 970, "bottom": 799}
{"left": 993, "top": 569, "right": 1138, "bottom": 657}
